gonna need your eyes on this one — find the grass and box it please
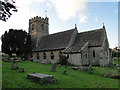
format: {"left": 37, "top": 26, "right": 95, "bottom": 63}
{"left": 113, "top": 57, "right": 120, "bottom": 65}
{"left": 2, "top": 61, "right": 119, "bottom": 88}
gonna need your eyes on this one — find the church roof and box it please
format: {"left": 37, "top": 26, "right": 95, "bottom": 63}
{"left": 63, "top": 28, "right": 105, "bottom": 53}
{"left": 33, "top": 28, "right": 75, "bottom": 52}
{"left": 33, "top": 27, "right": 105, "bottom": 53}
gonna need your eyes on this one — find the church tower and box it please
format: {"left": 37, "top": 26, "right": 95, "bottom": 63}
{"left": 29, "top": 16, "right": 49, "bottom": 47}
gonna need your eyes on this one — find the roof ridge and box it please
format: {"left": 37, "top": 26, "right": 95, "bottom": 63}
{"left": 79, "top": 28, "right": 103, "bottom": 34}
{"left": 48, "top": 28, "right": 75, "bottom": 36}
{"left": 40, "top": 28, "right": 75, "bottom": 39}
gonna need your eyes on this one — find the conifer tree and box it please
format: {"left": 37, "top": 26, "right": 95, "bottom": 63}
{"left": 1, "top": 29, "right": 32, "bottom": 59}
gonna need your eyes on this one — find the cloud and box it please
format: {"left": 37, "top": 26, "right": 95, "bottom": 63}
{"left": 36, "top": 0, "right": 44, "bottom": 2}
{"left": 16, "top": 0, "right": 33, "bottom": 7}
{"left": 51, "top": 0, "right": 88, "bottom": 21}
{"left": 16, "top": 0, "right": 44, "bottom": 7}
{"left": 79, "top": 14, "right": 87, "bottom": 23}
{"left": 88, "top": 0, "right": 119, "bottom": 2}
{"left": 94, "top": 17, "right": 99, "bottom": 23}
{"left": 114, "top": 10, "right": 118, "bottom": 14}
{"left": 46, "top": 2, "right": 53, "bottom": 9}
{"left": 0, "top": 0, "right": 40, "bottom": 51}
{"left": 0, "top": 0, "right": 38, "bottom": 31}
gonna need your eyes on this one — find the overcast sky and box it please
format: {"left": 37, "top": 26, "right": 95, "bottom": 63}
{"left": 0, "top": 0, "right": 119, "bottom": 50}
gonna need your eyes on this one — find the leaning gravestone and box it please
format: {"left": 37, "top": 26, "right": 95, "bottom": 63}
{"left": 11, "top": 61, "right": 19, "bottom": 70}
{"left": 27, "top": 73, "right": 56, "bottom": 84}
{"left": 87, "top": 64, "right": 92, "bottom": 74}
{"left": 63, "top": 70, "right": 67, "bottom": 75}
{"left": 19, "top": 68, "right": 24, "bottom": 72}
{"left": 10, "top": 57, "right": 14, "bottom": 62}
{"left": 72, "top": 64, "right": 93, "bottom": 74}
{"left": 51, "top": 62, "right": 57, "bottom": 72}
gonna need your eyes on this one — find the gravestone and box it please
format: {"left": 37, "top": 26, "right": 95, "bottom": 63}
{"left": 63, "top": 70, "right": 67, "bottom": 75}
{"left": 10, "top": 57, "right": 14, "bottom": 62}
{"left": 19, "top": 68, "right": 24, "bottom": 72}
{"left": 72, "top": 65, "right": 93, "bottom": 73}
{"left": 87, "top": 64, "right": 92, "bottom": 74}
{"left": 11, "top": 61, "right": 19, "bottom": 70}
{"left": 51, "top": 62, "right": 57, "bottom": 72}
{"left": 101, "top": 72, "right": 120, "bottom": 79}
{"left": 27, "top": 73, "right": 56, "bottom": 84}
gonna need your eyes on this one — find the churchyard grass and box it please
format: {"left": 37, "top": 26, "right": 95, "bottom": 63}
{"left": 2, "top": 61, "right": 118, "bottom": 88}
{"left": 113, "top": 57, "right": 120, "bottom": 64}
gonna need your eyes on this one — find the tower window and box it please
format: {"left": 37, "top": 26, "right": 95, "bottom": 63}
{"left": 43, "top": 52, "right": 46, "bottom": 59}
{"left": 41, "top": 24, "right": 44, "bottom": 30}
{"left": 93, "top": 51, "right": 95, "bottom": 57}
{"left": 36, "top": 53, "right": 39, "bottom": 59}
{"left": 85, "top": 54, "right": 87, "bottom": 58}
{"left": 51, "top": 52, "right": 54, "bottom": 59}
{"left": 67, "top": 54, "right": 69, "bottom": 58}
{"left": 31, "top": 24, "right": 35, "bottom": 30}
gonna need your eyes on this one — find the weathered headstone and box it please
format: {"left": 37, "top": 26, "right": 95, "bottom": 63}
{"left": 72, "top": 65, "right": 93, "bottom": 73}
{"left": 87, "top": 64, "right": 92, "bottom": 74}
{"left": 101, "top": 72, "right": 120, "bottom": 79}
{"left": 10, "top": 57, "right": 14, "bottom": 62}
{"left": 116, "top": 64, "right": 120, "bottom": 67}
{"left": 30, "top": 58, "right": 33, "bottom": 62}
{"left": 63, "top": 70, "right": 67, "bottom": 75}
{"left": 51, "top": 62, "right": 57, "bottom": 72}
{"left": 19, "top": 68, "right": 24, "bottom": 72}
{"left": 11, "top": 62, "right": 18, "bottom": 70}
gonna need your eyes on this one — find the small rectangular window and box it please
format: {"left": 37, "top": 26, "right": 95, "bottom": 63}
{"left": 31, "top": 24, "right": 35, "bottom": 30}
{"left": 67, "top": 54, "right": 69, "bottom": 58}
{"left": 93, "top": 51, "right": 95, "bottom": 57}
{"left": 51, "top": 52, "right": 54, "bottom": 59}
{"left": 85, "top": 54, "right": 87, "bottom": 58}
{"left": 43, "top": 52, "right": 46, "bottom": 59}
{"left": 36, "top": 53, "right": 39, "bottom": 59}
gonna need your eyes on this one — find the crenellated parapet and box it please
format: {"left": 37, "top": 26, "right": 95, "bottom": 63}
{"left": 29, "top": 16, "right": 49, "bottom": 24}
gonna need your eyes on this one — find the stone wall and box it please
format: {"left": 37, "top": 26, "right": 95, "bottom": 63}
{"left": 81, "top": 42, "right": 89, "bottom": 66}
{"left": 29, "top": 16, "right": 49, "bottom": 47}
{"left": 88, "top": 47, "right": 101, "bottom": 66}
{"left": 99, "top": 30, "right": 113, "bottom": 66}
{"left": 68, "top": 53, "right": 82, "bottom": 66}
{"left": 32, "top": 50, "right": 62, "bottom": 63}
{"left": 32, "top": 50, "right": 82, "bottom": 66}
{"left": 108, "top": 49, "right": 113, "bottom": 65}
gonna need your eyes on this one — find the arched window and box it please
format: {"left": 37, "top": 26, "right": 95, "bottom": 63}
{"left": 85, "top": 54, "right": 87, "bottom": 58}
{"left": 41, "top": 24, "right": 44, "bottom": 30}
{"left": 43, "top": 52, "right": 46, "bottom": 59}
{"left": 36, "top": 53, "right": 39, "bottom": 59}
{"left": 67, "top": 54, "right": 69, "bottom": 58}
{"left": 93, "top": 51, "right": 95, "bottom": 57}
{"left": 59, "top": 51, "right": 62, "bottom": 56}
{"left": 51, "top": 52, "right": 54, "bottom": 59}
{"left": 31, "top": 24, "right": 35, "bottom": 30}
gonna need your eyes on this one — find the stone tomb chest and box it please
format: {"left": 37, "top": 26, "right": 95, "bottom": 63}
{"left": 27, "top": 73, "right": 55, "bottom": 84}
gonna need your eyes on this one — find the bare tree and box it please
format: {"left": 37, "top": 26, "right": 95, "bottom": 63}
{"left": 0, "top": 0, "right": 17, "bottom": 21}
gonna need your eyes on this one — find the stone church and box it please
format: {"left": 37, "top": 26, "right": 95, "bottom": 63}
{"left": 29, "top": 16, "right": 113, "bottom": 66}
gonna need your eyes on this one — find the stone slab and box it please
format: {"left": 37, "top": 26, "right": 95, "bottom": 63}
{"left": 27, "top": 73, "right": 55, "bottom": 84}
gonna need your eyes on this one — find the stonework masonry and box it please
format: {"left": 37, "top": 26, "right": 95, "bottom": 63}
{"left": 29, "top": 16, "right": 113, "bottom": 67}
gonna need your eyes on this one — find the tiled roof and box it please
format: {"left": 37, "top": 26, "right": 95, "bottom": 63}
{"left": 63, "top": 28, "right": 105, "bottom": 53}
{"left": 33, "top": 28, "right": 75, "bottom": 51}
{"left": 33, "top": 27, "right": 105, "bottom": 53}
